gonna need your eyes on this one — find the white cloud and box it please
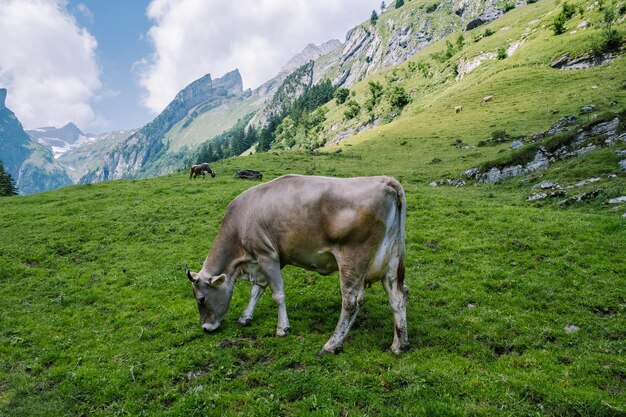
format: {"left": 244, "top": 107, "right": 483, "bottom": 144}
{"left": 137, "top": 0, "right": 381, "bottom": 114}
{"left": 0, "top": 0, "right": 101, "bottom": 129}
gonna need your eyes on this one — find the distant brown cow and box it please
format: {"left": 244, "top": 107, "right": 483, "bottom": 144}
{"left": 480, "top": 95, "right": 494, "bottom": 104}
{"left": 455, "top": 105, "right": 463, "bottom": 113}
{"left": 189, "top": 163, "right": 216, "bottom": 179}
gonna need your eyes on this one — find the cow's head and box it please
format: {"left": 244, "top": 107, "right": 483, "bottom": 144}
{"left": 186, "top": 264, "right": 232, "bottom": 332}
{"left": 210, "top": 170, "right": 216, "bottom": 178}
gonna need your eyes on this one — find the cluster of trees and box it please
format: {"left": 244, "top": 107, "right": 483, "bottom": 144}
{"left": 193, "top": 114, "right": 256, "bottom": 163}
{"left": 193, "top": 79, "right": 338, "bottom": 163}
{"left": 341, "top": 80, "right": 410, "bottom": 122}
{"left": 258, "top": 79, "right": 337, "bottom": 151}
{"left": 0, "top": 161, "right": 18, "bottom": 196}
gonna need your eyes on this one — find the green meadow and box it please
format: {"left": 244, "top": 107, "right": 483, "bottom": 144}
{"left": 1, "top": 141, "right": 625, "bottom": 415}
{"left": 2, "top": 0, "right": 626, "bottom": 414}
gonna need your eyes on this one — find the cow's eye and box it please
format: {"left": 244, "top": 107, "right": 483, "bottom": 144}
{"left": 198, "top": 297, "right": 206, "bottom": 304}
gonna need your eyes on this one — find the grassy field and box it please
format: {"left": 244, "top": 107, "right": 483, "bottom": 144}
{"left": 2, "top": 0, "right": 626, "bottom": 414}
{"left": 1, "top": 138, "right": 625, "bottom": 415}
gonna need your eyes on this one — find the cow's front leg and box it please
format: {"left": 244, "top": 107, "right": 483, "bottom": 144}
{"left": 258, "top": 258, "right": 290, "bottom": 336}
{"left": 237, "top": 283, "right": 265, "bottom": 326}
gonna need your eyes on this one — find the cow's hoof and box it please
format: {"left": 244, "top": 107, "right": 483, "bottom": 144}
{"left": 390, "top": 342, "right": 411, "bottom": 354}
{"left": 317, "top": 345, "right": 342, "bottom": 355}
{"left": 276, "top": 326, "right": 290, "bottom": 337}
{"left": 236, "top": 317, "right": 252, "bottom": 326}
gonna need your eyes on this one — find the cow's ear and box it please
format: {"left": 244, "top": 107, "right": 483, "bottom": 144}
{"left": 209, "top": 273, "right": 227, "bottom": 286}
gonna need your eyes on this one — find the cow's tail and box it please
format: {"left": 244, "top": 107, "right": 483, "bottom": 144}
{"left": 397, "top": 184, "right": 406, "bottom": 292}
{"left": 189, "top": 166, "right": 193, "bottom": 180}
{"left": 387, "top": 178, "right": 406, "bottom": 292}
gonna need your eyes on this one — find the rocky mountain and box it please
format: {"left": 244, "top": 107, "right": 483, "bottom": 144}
{"left": 60, "top": 129, "right": 136, "bottom": 183}
{"left": 281, "top": 40, "right": 342, "bottom": 75}
{"left": 0, "top": 88, "right": 73, "bottom": 194}
{"left": 78, "top": 0, "right": 525, "bottom": 183}
{"left": 315, "top": 0, "right": 520, "bottom": 88}
{"left": 26, "top": 122, "right": 94, "bottom": 159}
{"left": 88, "top": 70, "right": 249, "bottom": 181}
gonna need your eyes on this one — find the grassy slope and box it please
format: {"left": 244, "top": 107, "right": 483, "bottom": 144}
{"left": 320, "top": 0, "right": 626, "bottom": 150}
{"left": 1, "top": 0, "right": 626, "bottom": 415}
{"left": 165, "top": 93, "right": 265, "bottom": 153}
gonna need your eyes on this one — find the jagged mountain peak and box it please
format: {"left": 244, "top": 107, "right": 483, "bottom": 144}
{"left": 27, "top": 121, "right": 85, "bottom": 145}
{"left": 281, "top": 40, "right": 342, "bottom": 74}
{"left": 213, "top": 69, "right": 244, "bottom": 96}
{"left": 171, "top": 69, "right": 243, "bottom": 109}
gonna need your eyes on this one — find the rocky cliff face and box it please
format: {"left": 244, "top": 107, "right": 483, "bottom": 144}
{"left": 317, "top": 0, "right": 519, "bottom": 87}
{"left": 253, "top": 61, "right": 315, "bottom": 129}
{"left": 281, "top": 40, "right": 342, "bottom": 75}
{"left": 0, "top": 89, "right": 72, "bottom": 194}
{"left": 88, "top": 70, "right": 245, "bottom": 181}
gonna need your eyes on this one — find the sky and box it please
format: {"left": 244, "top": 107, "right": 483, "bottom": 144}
{"left": 0, "top": 0, "right": 383, "bottom": 133}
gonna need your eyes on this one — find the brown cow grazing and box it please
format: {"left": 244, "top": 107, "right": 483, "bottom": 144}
{"left": 480, "top": 95, "right": 494, "bottom": 104}
{"left": 455, "top": 105, "right": 463, "bottom": 113}
{"left": 186, "top": 174, "right": 408, "bottom": 354}
{"left": 189, "top": 163, "right": 216, "bottom": 179}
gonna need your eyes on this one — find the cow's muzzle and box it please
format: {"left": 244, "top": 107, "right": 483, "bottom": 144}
{"left": 202, "top": 322, "right": 221, "bottom": 333}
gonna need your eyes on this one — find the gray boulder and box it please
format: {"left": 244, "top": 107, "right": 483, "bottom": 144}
{"left": 234, "top": 169, "right": 263, "bottom": 180}
{"left": 580, "top": 104, "right": 596, "bottom": 114}
{"left": 558, "top": 189, "right": 604, "bottom": 207}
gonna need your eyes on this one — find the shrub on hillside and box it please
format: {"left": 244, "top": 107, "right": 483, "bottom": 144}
{"left": 591, "top": 4, "right": 624, "bottom": 55}
{"left": 344, "top": 100, "right": 361, "bottom": 120}
{"left": 418, "top": 61, "right": 432, "bottom": 77}
{"left": 553, "top": 2, "right": 576, "bottom": 35}
{"left": 497, "top": 47, "right": 507, "bottom": 60}
{"left": 553, "top": 13, "right": 568, "bottom": 35}
{"left": 386, "top": 84, "right": 410, "bottom": 110}
{"left": 365, "top": 81, "right": 384, "bottom": 112}
{"left": 334, "top": 88, "right": 350, "bottom": 105}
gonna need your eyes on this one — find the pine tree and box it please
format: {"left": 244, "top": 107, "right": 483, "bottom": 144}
{"left": 0, "top": 160, "right": 18, "bottom": 196}
{"left": 370, "top": 10, "right": 379, "bottom": 25}
{"left": 381, "top": 1, "right": 387, "bottom": 11}
{"left": 396, "top": 0, "right": 404, "bottom": 8}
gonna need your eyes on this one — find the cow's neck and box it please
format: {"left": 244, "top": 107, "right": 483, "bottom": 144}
{"left": 202, "top": 223, "right": 242, "bottom": 278}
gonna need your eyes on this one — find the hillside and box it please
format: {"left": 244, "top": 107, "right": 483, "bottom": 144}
{"left": 312, "top": 0, "right": 626, "bottom": 150}
{"left": 82, "top": 0, "right": 531, "bottom": 183}
{"left": 0, "top": 122, "right": 624, "bottom": 415}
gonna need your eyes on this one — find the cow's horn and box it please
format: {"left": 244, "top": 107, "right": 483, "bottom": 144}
{"left": 185, "top": 263, "right": 198, "bottom": 283}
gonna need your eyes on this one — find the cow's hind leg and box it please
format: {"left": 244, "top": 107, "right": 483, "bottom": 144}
{"left": 237, "top": 283, "right": 265, "bottom": 326}
{"left": 320, "top": 258, "right": 366, "bottom": 354}
{"left": 382, "top": 256, "right": 409, "bottom": 354}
